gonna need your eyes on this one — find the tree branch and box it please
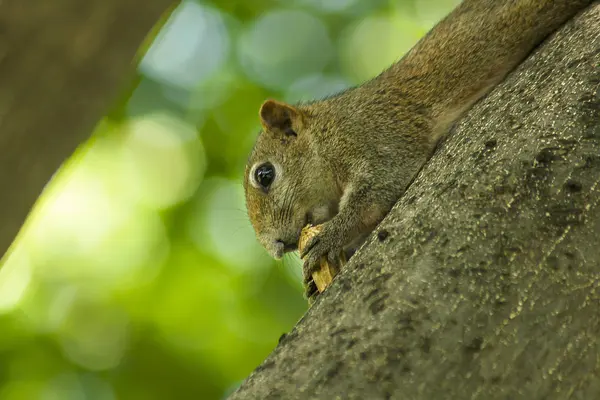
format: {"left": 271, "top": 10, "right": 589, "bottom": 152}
{"left": 229, "top": 4, "right": 600, "bottom": 399}
{"left": 0, "top": 0, "right": 177, "bottom": 258}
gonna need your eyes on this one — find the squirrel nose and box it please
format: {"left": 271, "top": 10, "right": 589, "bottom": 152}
{"left": 275, "top": 239, "right": 297, "bottom": 252}
{"left": 272, "top": 240, "right": 285, "bottom": 259}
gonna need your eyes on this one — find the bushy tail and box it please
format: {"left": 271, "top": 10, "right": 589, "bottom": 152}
{"left": 390, "top": 0, "right": 594, "bottom": 139}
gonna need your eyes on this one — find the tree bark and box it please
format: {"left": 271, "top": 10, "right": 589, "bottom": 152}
{"left": 229, "top": 4, "right": 600, "bottom": 400}
{"left": 0, "top": 0, "right": 177, "bottom": 258}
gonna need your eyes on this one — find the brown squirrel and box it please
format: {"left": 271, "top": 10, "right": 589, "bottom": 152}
{"left": 243, "top": 0, "right": 593, "bottom": 298}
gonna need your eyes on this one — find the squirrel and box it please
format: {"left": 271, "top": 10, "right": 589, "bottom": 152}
{"left": 243, "top": 0, "right": 593, "bottom": 298}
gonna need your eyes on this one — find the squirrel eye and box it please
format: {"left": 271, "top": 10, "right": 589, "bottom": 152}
{"left": 254, "top": 163, "right": 275, "bottom": 190}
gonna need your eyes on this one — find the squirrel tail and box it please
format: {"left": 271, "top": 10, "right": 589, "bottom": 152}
{"left": 389, "top": 0, "right": 594, "bottom": 140}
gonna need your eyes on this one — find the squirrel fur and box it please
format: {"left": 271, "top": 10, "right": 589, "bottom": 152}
{"left": 243, "top": 0, "right": 594, "bottom": 298}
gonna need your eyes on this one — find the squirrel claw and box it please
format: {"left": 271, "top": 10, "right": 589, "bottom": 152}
{"left": 300, "top": 234, "right": 324, "bottom": 283}
{"left": 302, "top": 256, "right": 320, "bottom": 283}
{"left": 303, "top": 279, "right": 319, "bottom": 301}
{"left": 299, "top": 235, "right": 319, "bottom": 259}
{"left": 301, "top": 224, "right": 344, "bottom": 281}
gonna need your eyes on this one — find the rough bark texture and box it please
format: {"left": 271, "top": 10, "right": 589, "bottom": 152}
{"left": 230, "top": 5, "right": 600, "bottom": 400}
{"left": 0, "top": 0, "right": 177, "bottom": 258}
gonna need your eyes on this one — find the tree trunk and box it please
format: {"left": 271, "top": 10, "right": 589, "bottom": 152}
{"left": 229, "top": 4, "right": 600, "bottom": 400}
{"left": 0, "top": 0, "right": 177, "bottom": 258}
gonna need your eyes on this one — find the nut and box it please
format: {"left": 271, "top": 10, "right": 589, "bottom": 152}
{"left": 298, "top": 224, "right": 346, "bottom": 292}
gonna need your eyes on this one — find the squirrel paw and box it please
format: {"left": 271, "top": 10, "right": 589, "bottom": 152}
{"left": 303, "top": 279, "right": 319, "bottom": 302}
{"left": 300, "top": 224, "right": 344, "bottom": 282}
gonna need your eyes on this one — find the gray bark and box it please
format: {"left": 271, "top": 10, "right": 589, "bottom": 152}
{"left": 229, "top": 4, "right": 600, "bottom": 400}
{"left": 0, "top": 0, "right": 177, "bottom": 258}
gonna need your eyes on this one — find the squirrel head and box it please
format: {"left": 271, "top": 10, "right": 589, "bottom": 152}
{"left": 244, "top": 99, "right": 340, "bottom": 259}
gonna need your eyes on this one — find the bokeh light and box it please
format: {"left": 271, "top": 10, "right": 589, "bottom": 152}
{"left": 285, "top": 74, "right": 351, "bottom": 103}
{"left": 0, "top": 247, "right": 31, "bottom": 314}
{"left": 187, "top": 177, "right": 272, "bottom": 273}
{"left": 339, "top": 12, "right": 425, "bottom": 82}
{"left": 238, "top": 10, "right": 333, "bottom": 89}
{"left": 117, "top": 112, "right": 206, "bottom": 209}
{"left": 139, "top": 1, "right": 230, "bottom": 90}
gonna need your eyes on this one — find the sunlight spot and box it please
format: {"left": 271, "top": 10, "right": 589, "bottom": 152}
{"left": 27, "top": 142, "right": 170, "bottom": 287}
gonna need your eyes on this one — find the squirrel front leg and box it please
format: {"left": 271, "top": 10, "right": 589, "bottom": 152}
{"left": 299, "top": 178, "right": 393, "bottom": 287}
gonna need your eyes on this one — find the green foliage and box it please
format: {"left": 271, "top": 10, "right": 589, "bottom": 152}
{"left": 0, "top": 0, "right": 459, "bottom": 398}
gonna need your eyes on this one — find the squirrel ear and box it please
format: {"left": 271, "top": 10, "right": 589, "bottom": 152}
{"left": 259, "top": 99, "right": 301, "bottom": 135}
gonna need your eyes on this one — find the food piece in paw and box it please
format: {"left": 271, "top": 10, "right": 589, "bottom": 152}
{"left": 298, "top": 224, "right": 346, "bottom": 293}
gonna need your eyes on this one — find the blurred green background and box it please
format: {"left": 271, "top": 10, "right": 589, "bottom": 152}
{"left": 0, "top": 0, "right": 459, "bottom": 398}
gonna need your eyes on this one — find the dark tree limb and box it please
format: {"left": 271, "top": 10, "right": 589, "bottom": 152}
{"left": 0, "top": 0, "right": 177, "bottom": 258}
{"left": 229, "top": 4, "right": 600, "bottom": 399}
